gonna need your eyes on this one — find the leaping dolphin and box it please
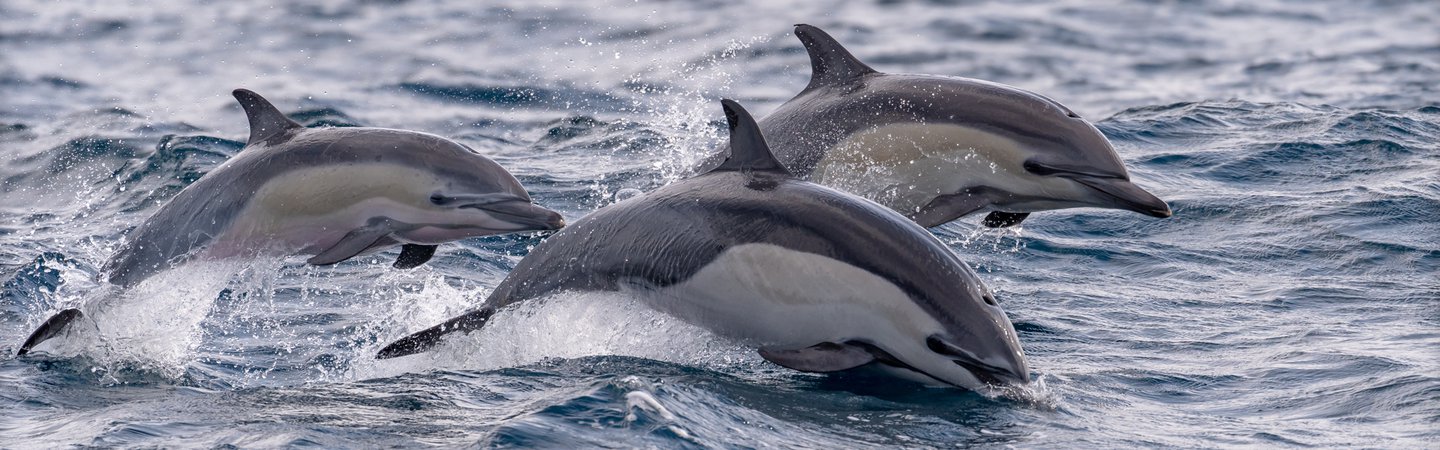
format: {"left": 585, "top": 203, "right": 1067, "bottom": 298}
{"left": 15, "top": 89, "right": 564, "bottom": 356}
{"left": 377, "top": 100, "right": 1029, "bottom": 391}
{"left": 707, "top": 24, "right": 1171, "bottom": 228}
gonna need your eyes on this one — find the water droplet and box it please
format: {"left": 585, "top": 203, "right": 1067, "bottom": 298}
{"left": 615, "top": 188, "right": 642, "bottom": 202}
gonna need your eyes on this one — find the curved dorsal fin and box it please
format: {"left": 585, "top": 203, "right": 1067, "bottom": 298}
{"left": 795, "top": 24, "right": 878, "bottom": 91}
{"left": 232, "top": 88, "right": 302, "bottom": 146}
{"left": 711, "top": 99, "right": 790, "bottom": 175}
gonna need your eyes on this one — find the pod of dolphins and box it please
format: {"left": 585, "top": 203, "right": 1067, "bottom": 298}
{"left": 15, "top": 25, "right": 1170, "bottom": 392}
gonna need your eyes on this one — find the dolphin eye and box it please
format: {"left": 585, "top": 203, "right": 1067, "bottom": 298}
{"left": 430, "top": 193, "right": 448, "bottom": 205}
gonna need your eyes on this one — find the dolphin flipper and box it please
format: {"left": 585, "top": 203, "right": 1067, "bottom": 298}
{"left": 16, "top": 308, "right": 83, "bottom": 356}
{"left": 376, "top": 308, "right": 495, "bottom": 359}
{"left": 393, "top": 244, "right": 437, "bottom": 269}
{"left": 909, "top": 192, "right": 990, "bottom": 228}
{"left": 758, "top": 342, "right": 876, "bottom": 372}
{"left": 307, "top": 218, "right": 406, "bottom": 266}
{"left": 982, "top": 212, "right": 1030, "bottom": 228}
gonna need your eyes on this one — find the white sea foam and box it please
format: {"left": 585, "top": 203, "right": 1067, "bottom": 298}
{"left": 353, "top": 289, "right": 758, "bottom": 380}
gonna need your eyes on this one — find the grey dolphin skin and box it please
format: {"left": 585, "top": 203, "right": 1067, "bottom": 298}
{"left": 15, "top": 89, "right": 564, "bottom": 356}
{"left": 707, "top": 24, "right": 1171, "bottom": 228}
{"left": 378, "top": 100, "right": 1029, "bottom": 391}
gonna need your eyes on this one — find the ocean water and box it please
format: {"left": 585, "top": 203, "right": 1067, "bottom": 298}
{"left": 2, "top": 0, "right": 1437, "bottom": 447}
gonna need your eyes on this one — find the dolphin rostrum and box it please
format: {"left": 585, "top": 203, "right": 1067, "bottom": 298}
{"left": 14, "top": 89, "right": 564, "bottom": 356}
{"left": 378, "top": 100, "right": 1029, "bottom": 391}
{"left": 707, "top": 24, "right": 1171, "bottom": 228}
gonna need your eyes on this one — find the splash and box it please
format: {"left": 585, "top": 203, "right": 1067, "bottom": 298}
{"left": 354, "top": 290, "right": 758, "bottom": 380}
{"left": 627, "top": 34, "right": 773, "bottom": 185}
{"left": 622, "top": 380, "right": 695, "bottom": 441}
{"left": 37, "top": 260, "right": 252, "bottom": 381}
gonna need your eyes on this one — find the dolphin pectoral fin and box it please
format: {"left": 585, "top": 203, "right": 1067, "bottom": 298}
{"left": 909, "top": 193, "right": 990, "bottom": 228}
{"left": 982, "top": 212, "right": 1030, "bottom": 228}
{"left": 307, "top": 219, "right": 404, "bottom": 266}
{"left": 376, "top": 308, "right": 496, "bottom": 359}
{"left": 393, "top": 244, "right": 438, "bottom": 269}
{"left": 16, "top": 308, "right": 84, "bottom": 357}
{"left": 758, "top": 342, "right": 876, "bottom": 372}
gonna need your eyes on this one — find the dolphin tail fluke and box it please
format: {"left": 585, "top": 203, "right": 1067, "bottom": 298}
{"left": 16, "top": 308, "right": 83, "bottom": 357}
{"left": 376, "top": 308, "right": 495, "bottom": 359}
{"left": 232, "top": 88, "right": 303, "bottom": 146}
{"left": 794, "top": 24, "right": 878, "bottom": 91}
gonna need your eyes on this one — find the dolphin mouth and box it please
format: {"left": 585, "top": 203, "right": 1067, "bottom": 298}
{"left": 1069, "top": 176, "right": 1172, "bottom": 218}
{"left": 926, "top": 335, "right": 1030, "bottom": 386}
{"left": 463, "top": 200, "right": 566, "bottom": 231}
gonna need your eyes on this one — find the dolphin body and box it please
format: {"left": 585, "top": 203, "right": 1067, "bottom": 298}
{"left": 378, "top": 100, "right": 1029, "bottom": 390}
{"left": 705, "top": 24, "right": 1171, "bottom": 228}
{"left": 14, "top": 89, "right": 564, "bottom": 356}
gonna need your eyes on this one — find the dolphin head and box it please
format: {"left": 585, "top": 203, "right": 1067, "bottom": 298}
{"left": 871, "top": 274, "right": 1031, "bottom": 390}
{"left": 940, "top": 76, "right": 1172, "bottom": 220}
{"left": 780, "top": 25, "right": 1171, "bottom": 227}
{"left": 391, "top": 138, "right": 566, "bottom": 243}
{"left": 920, "top": 285, "right": 1031, "bottom": 387}
{"left": 983, "top": 84, "right": 1173, "bottom": 220}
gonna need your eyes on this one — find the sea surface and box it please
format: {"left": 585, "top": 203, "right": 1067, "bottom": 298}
{"left": 2, "top": 0, "right": 1437, "bottom": 447}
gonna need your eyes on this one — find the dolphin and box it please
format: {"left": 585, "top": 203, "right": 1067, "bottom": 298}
{"left": 377, "top": 100, "right": 1029, "bottom": 390}
{"left": 706, "top": 24, "right": 1171, "bottom": 228}
{"left": 14, "top": 89, "right": 564, "bottom": 356}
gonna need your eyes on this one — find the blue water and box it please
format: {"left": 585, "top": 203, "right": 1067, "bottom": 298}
{"left": 2, "top": 0, "right": 1438, "bottom": 447}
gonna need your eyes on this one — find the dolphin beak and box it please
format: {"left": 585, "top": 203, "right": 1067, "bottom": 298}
{"left": 1072, "top": 177, "right": 1172, "bottom": 218}
{"left": 465, "top": 200, "right": 566, "bottom": 231}
{"left": 926, "top": 335, "right": 1030, "bottom": 386}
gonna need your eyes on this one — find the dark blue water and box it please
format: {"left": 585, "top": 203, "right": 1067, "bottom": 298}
{"left": 2, "top": 0, "right": 1437, "bottom": 447}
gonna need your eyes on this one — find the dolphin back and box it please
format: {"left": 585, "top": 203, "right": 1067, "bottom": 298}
{"left": 102, "top": 170, "right": 256, "bottom": 286}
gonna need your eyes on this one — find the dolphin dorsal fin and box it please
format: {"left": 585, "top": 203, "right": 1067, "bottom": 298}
{"left": 795, "top": 24, "right": 878, "bottom": 91}
{"left": 232, "top": 89, "right": 302, "bottom": 146}
{"left": 711, "top": 99, "right": 790, "bottom": 175}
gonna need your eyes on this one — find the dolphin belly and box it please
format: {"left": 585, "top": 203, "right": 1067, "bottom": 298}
{"left": 628, "top": 243, "right": 992, "bottom": 388}
{"left": 627, "top": 243, "right": 938, "bottom": 356}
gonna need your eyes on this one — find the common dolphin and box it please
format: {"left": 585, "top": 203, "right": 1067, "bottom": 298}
{"left": 378, "top": 100, "right": 1029, "bottom": 390}
{"left": 14, "top": 89, "right": 564, "bottom": 356}
{"left": 706, "top": 24, "right": 1171, "bottom": 228}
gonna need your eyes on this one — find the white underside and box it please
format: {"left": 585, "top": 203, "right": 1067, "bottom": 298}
{"left": 811, "top": 123, "right": 1096, "bottom": 215}
{"left": 626, "top": 243, "right": 986, "bottom": 389}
